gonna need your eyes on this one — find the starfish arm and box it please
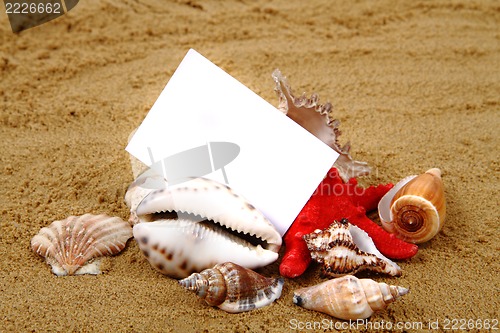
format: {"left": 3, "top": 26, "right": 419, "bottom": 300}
{"left": 279, "top": 193, "right": 336, "bottom": 278}
{"left": 279, "top": 235, "right": 312, "bottom": 278}
{"left": 350, "top": 183, "right": 394, "bottom": 212}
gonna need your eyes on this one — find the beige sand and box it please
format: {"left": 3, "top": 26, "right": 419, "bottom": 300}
{"left": 1, "top": 1, "right": 498, "bottom": 332}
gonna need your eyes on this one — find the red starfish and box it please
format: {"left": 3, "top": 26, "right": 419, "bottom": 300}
{"left": 280, "top": 168, "right": 418, "bottom": 278}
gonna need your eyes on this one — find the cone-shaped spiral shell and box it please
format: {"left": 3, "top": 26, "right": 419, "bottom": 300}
{"left": 31, "top": 214, "right": 133, "bottom": 276}
{"left": 303, "top": 219, "right": 401, "bottom": 277}
{"left": 293, "top": 275, "right": 408, "bottom": 320}
{"left": 379, "top": 168, "right": 446, "bottom": 244}
{"left": 178, "top": 262, "right": 284, "bottom": 313}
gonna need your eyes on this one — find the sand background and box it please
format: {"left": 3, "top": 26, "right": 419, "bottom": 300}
{"left": 1, "top": 1, "right": 498, "bottom": 332}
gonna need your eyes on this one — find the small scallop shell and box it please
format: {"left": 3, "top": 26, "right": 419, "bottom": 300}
{"left": 293, "top": 275, "right": 409, "bottom": 320}
{"left": 378, "top": 168, "right": 446, "bottom": 244}
{"left": 178, "top": 262, "right": 284, "bottom": 313}
{"left": 31, "top": 214, "right": 133, "bottom": 276}
{"left": 303, "top": 219, "right": 402, "bottom": 277}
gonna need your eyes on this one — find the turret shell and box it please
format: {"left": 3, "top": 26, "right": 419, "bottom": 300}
{"left": 379, "top": 168, "right": 446, "bottom": 244}
{"left": 293, "top": 275, "right": 409, "bottom": 320}
{"left": 178, "top": 262, "right": 284, "bottom": 313}
{"left": 31, "top": 214, "right": 133, "bottom": 276}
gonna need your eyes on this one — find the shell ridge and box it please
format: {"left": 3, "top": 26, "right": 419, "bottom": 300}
{"left": 31, "top": 236, "right": 51, "bottom": 260}
{"left": 74, "top": 216, "right": 132, "bottom": 265}
{"left": 72, "top": 214, "right": 107, "bottom": 264}
{"left": 136, "top": 177, "right": 281, "bottom": 250}
{"left": 31, "top": 214, "right": 132, "bottom": 276}
{"left": 70, "top": 219, "right": 104, "bottom": 270}
{"left": 272, "top": 69, "right": 371, "bottom": 181}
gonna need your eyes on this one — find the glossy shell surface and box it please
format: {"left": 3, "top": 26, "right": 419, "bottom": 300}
{"left": 179, "top": 262, "right": 284, "bottom": 313}
{"left": 293, "top": 275, "right": 408, "bottom": 320}
{"left": 379, "top": 168, "right": 446, "bottom": 243}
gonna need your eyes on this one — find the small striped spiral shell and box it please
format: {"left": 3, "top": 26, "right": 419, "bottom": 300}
{"left": 178, "top": 262, "right": 284, "bottom": 313}
{"left": 31, "top": 214, "right": 132, "bottom": 276}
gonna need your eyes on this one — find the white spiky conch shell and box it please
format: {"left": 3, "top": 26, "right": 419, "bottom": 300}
{"left": 31, "top": 214, "right": 133, "bottom": 276}
{"left": 178, "top": 262, "right": 284, "bottom": 313}
{"left": 378, "top": 168, "right": 446, "bottom": 244}
{"left": 272, "top": 69, "right": 370, "bottom": 182}
{"left": 293, "top": 275, "right": 409, "bottom": 320}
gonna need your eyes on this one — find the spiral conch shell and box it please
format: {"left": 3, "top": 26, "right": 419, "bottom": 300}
{"left": 178, "top": 262, "right": 284, "bottom": 313}
{"left": 31, "top": 214, "right": 133, "bottom": 276}
{"left": 378, "top": 168, "right": 446, "bottom": 244}
{"left": 293, "top": 275, "right": 409, "bottom": 320}
{"left": 272, "top": 69, "right": 370, "bottom": 182}
{"left": 303, "top": 219, "right": 402, "bottom": 277}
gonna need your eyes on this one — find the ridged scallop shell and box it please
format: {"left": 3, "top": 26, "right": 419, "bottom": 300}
{"left": 31, "top": 214, "right": 133, "bottom": 276}
{"left": 303, "top": 219, "right": 401, "bottom": 277}
{"left": 378, "top": 168, "right": 446, "bottom": 244}
{"left": 273, "top": 69, "right": 370, "bottom": 182}
{"left": 293, "top": 275, "right": 409, "bottom": 320}
{"left": 179, "top": 262, "right": 284, "bottom": 313}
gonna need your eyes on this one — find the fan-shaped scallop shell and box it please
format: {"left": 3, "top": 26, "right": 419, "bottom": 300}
{"left": 378, "top": 168, "right": 446, "bottom": 244}
{"left": 178, "top": 262, "right": 284, "bottom": 313}
{"left": 293, "top": 275, "right": 409, "bottom": 320}
{"left": 303, "top": 218, "right": 401, "bottom": 277}
{"left": 31, "top": 214, "right": 133, "bottom": 276}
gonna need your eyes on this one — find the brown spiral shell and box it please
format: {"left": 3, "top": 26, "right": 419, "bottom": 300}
{"left": 178, "top": 262, "right": 284, "bottom": 313}
{"left": 380, "top": 168, "right": 446, "bottom": 244}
